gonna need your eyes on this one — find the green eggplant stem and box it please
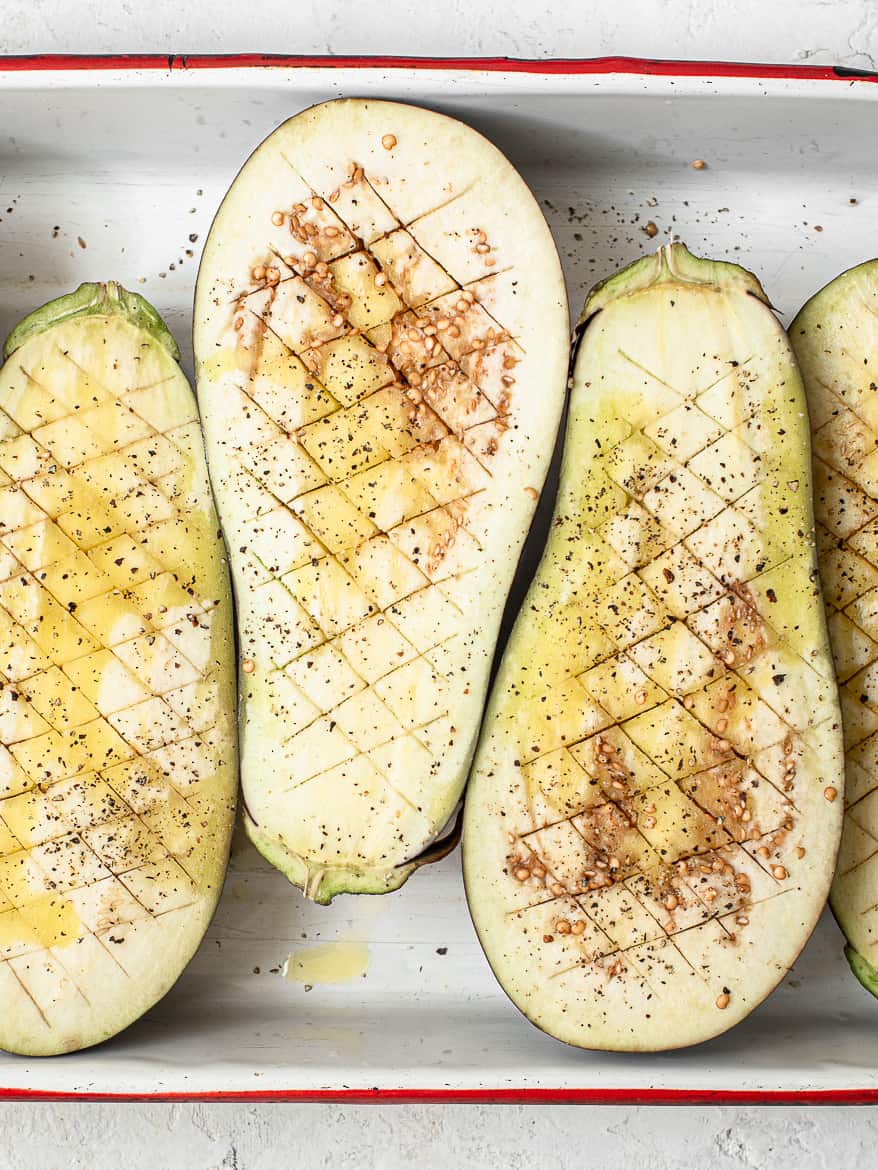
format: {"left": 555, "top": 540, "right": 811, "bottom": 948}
{"left": 4, "top": 281, "right": 180, "bottom": 361}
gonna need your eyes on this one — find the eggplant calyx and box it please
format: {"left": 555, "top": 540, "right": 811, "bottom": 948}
{"left": 307, "top": 811, "right": 462, "bottom": 904}
{"left": 4, "top": 281, "right": 180, "bottom": 361}
{"left": 247, "top": 809, "right": 463, "bottom": 904}
{"left": 577, "top": 242, "right": 770, "bottom": 330}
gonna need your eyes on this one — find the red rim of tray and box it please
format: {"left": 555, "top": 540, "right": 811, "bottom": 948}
{"left": 0, "top": 52, "right": 875, "bottom": 80}
{"left": 0, "top": 1087, "right": 876, "bottom": 1104}
{"left": 1, "top": 50, "right": 876, "bottom": 1104}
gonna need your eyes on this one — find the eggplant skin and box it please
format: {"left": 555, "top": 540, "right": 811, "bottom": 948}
{"left": 846, "top": 945, "right": 878, "bottom": 998}
{"left": 194, "top": 98, "right": 569, "bottom": 900}
{"left": 464, "top": 244, "right": 844, "bottom": 1052}
{"left": 791, "top": 258, "right": 878, "bottom": 994}
{"left": 0, "top": 284, "right": 236, "bottom": 1056}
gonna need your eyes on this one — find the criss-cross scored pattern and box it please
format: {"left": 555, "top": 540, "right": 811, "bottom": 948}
{"left": 217, "top": 164, "right": 523, "bottom": 866}
{"left": 0, "top": 318, "right": 231, "bottom": 1035}
{"left": 498, "top": 295, "right": 839, "bottom": 1008}
{"left": 807, "top": 348, "right": 878, "bottom": 949}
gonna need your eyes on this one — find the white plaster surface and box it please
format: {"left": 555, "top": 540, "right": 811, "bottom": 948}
{"left": 2, "top": 0, "right": 878, "bottom": 1164}
{"left": 0, "top": 1101, "right": 876, "bottom": 1168}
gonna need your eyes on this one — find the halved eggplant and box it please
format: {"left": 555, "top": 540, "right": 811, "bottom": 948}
{"left": 790, "top": 259, "right": 878, "bottom": 996}
{"left": 194, "top": 99, "right": 568, "bottom": 901}
{"left": 0, "top": 284, "right": 236, "bottom": 1055}
{"left": 463, "top": 244, "right": 843, "bottom": 1051}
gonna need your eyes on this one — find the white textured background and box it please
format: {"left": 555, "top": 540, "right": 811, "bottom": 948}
{"left": 3, "top": 0, "right": 878, "bottom": 1164}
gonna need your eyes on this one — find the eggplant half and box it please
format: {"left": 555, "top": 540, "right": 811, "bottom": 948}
{"left": 791, "top": 258, "right": 878, "bottom": 996}
{"left": 0, "top": 284, "right": 236, "bottom": 1054}
{"left": 194, "top": 99, "right": 568, "bottom": 901}
{"left": 463, "top": 245, "right": 843, "bottom": 1050}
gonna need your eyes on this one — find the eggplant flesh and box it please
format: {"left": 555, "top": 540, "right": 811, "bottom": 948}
{"left": 0, "top": 284, "right": 236, "bottom": 1055}
{"left": 463, "top": 245, "right": 844, "bottom": 1051}
{"left": 194, "top": 98, "right": 569, "bottom": 901}
{"left": 791, "top": 258, "right": 878, "bottom": 996}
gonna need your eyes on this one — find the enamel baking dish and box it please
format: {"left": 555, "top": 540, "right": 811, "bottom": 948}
{"left": 1, "top": 55, "right": 877, "bottom": 1102}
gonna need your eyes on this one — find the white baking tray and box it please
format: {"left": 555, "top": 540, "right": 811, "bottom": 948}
{"left": 1, "top": 55, "right": 877, "bottom": 1102}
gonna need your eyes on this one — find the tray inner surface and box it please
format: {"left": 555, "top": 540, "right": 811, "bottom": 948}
{"left": 0, "top": 71, "right": 876, "bottom": 1094}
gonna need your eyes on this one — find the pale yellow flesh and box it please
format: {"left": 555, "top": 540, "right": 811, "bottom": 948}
{"left": 0, "top": 315, "right": 235, "bottom": 1055}
{"left": 464, "top": 249, "right": 843, "bottom": 1051}
{"left": 791, "top": 259, "right": 878, "bottom": 969}
{"left": 194, "top": 98, "right": 568, "bottom": 898}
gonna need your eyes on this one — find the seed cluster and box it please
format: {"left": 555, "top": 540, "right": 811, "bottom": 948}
{"left": 470, "top": 227, "right": 497, "bottom": 268}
